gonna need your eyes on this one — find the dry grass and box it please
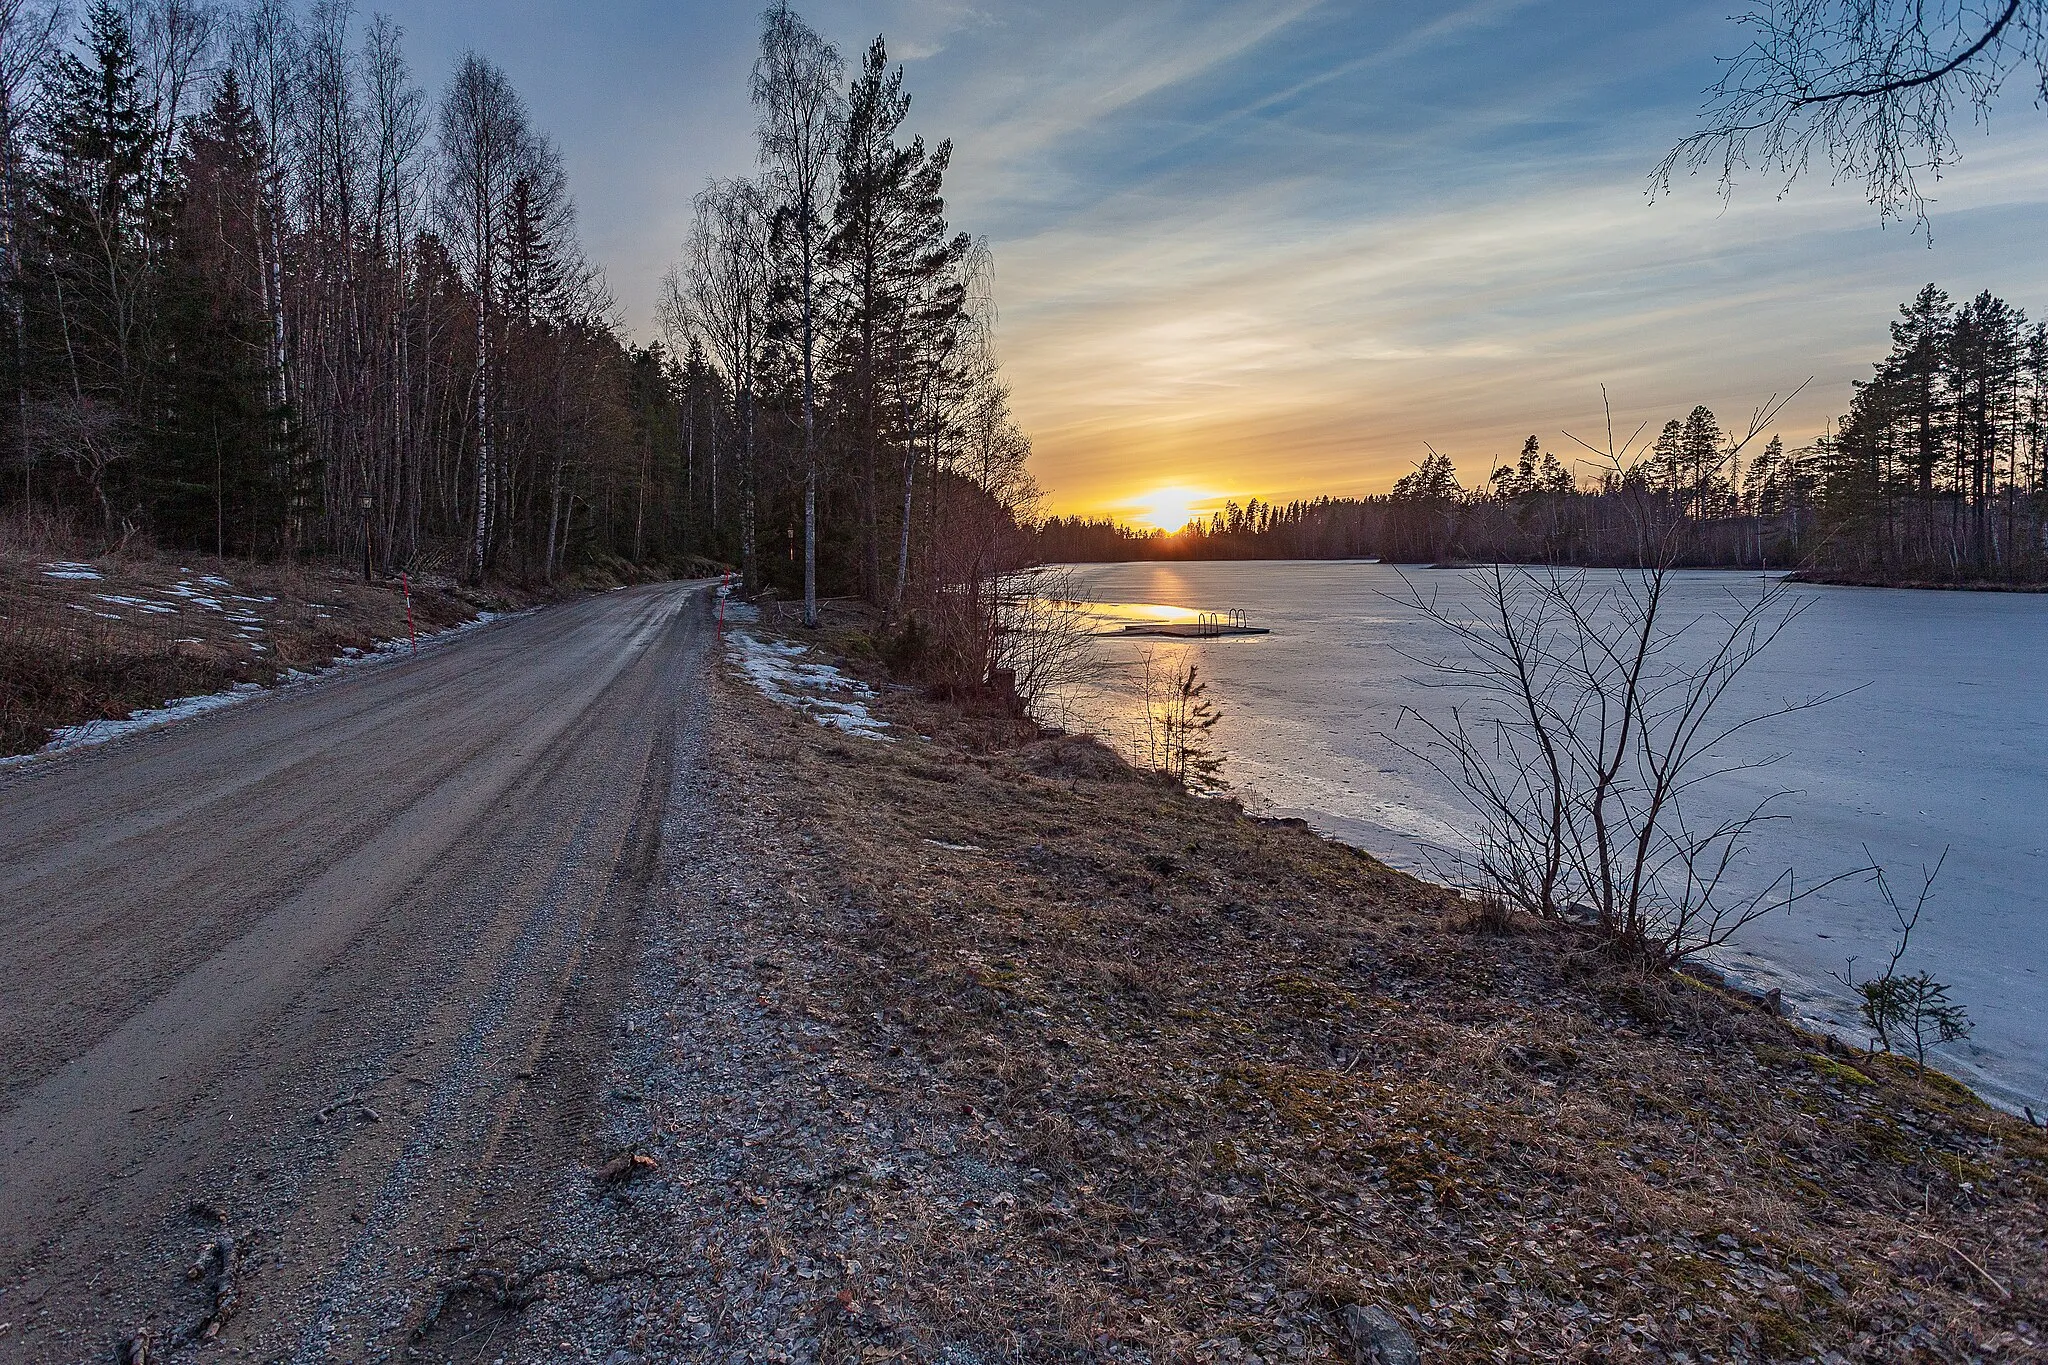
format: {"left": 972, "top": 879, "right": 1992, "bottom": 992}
{"left": 716, "top": 612, "right": 2048, "bottom": 1363}
{"left": 0, "top": 542, "right": 490, "bottom": 756}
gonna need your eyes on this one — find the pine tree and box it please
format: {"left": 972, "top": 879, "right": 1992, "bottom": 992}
{"left": 1947, "top": 291, "right": 2025, "bottom": 570}
{"left": 827, "top": 36, "right": 913, "bottom": 598}
{"left": 1888, "top": 284, "right": 1952, "bottom": 558}
{"left": 1743, "top": 435, "right": 1784, "bottom": 518}
{"left": 1680, "top": 405, "right": 1727, "bottom": 517}
{"left": 753, "top": 1, "right": 844, "bottom": 627}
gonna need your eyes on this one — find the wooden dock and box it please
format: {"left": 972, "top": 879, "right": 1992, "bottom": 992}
{"left": 1110, "top": 622, "right": 1269, "bottom": 638}
{"left": 1107, "top": 609, "right": 1268, "bottom": 639}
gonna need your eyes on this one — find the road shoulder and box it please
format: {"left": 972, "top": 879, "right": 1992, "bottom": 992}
{"left": 485, "top": 619, "right": 2046, "bottom": 1363}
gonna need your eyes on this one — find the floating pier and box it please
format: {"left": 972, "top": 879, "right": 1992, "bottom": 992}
{"left": 1109, "top": 609, "right": 1269, "bottom": 639}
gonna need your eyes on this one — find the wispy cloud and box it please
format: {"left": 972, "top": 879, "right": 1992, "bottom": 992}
{"left": 899, "top": 1, "right": 2048, "bottom": 511}
{"left": 370, "top": 0, "right": 2048, "bottom": 513}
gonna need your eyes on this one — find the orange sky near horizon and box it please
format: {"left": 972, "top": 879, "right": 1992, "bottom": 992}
{"left": 360, "top": 2, "right": 2048, "bottom": 530}
{"left": 976, "top": 106, "right": 2048, "bottom": 530}
{"left": 990, "top": 148, "right": 2040, "bottom": 527}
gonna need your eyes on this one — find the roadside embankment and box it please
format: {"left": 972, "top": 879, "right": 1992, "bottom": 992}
{"left": 0, "top": 544, "right": 509, "bottom": 757}
{"left": 0, "top": 540, "right": 736, "bottom": 758}
{"left": 518, "top": 608, "right": 2046, "bottom": 1363}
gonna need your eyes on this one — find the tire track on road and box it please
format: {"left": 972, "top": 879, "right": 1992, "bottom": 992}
{"left": 0, "top": 582, "right": 711, "bottom": 1363}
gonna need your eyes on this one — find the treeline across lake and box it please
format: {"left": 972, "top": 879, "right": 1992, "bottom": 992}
{"left": 1, "top": 1, "right": 1031, "bottom": 625}
{"left": 1033, "top": 285, "right": 2048, "bottom": 585}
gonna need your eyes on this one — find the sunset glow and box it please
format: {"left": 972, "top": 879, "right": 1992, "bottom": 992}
{"left": 1128, "top": 486, "right": 1218, "bottom": 533}
{"left": 342, "top": 3, "right": 2048, "bottom": 522}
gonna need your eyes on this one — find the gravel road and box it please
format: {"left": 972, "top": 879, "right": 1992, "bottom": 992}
{"left": 0, "top": 581, "right": 715, "bottom": 1363}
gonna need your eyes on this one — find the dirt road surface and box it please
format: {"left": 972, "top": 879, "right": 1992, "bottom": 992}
{"left": 0, "top": 582, "right": 714, "bottom": 1363}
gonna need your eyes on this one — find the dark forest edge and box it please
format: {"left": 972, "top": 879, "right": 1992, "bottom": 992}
{"left": 1031, "top": 284, "right": 2048, "bottom": 589}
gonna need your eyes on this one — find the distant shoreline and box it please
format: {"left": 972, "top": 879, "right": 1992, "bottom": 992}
{"left": 1785, "top": 569, "right": 2048, "bottom": 593}
{"left": 1049, "top": 556, "right": 2048, "bottom": 592}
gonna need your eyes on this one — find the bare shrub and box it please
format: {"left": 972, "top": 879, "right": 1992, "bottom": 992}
{"left": 1134, "top": 650, "right": 1224, "bottom": 791}
{"left": 1021, "top": 734, "right": 1134, "bottom": 783}
{"left": 1390, "top": 561, "right": 1866, "bottom": 965}
{"left": 25, "top": 395, "right": 137, "bottom": 543}
{"left": 989, "top": 566, "right": 1103, "bottom": 721}
{"left": 0, "top": 502, "right": 88, "bottom": 557}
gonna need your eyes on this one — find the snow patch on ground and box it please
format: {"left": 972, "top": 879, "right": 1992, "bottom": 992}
{"left": 42, "top": 562, "right": 102, "bottom": 581}
{"left": 1, "top": 610, "right": 516, "bottom": 767}
{"left": 716, "top": 581, "right": 760, "bottom": 624}
{"left": 22, "top": 684, "right": 267, "bottom": 758}
{"left": 726, "top": 631, "right": 889, "bottom": 739}
{"left": 96, "top": 594, "right": 180, "bottom": 615}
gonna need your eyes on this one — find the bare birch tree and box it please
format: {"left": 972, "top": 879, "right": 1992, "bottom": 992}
{"left": 227, "top": 0, "right": 299, "bottom": 518}
{"left": 362, "top": 11, "right": 424, "bottom": 564}
{"left": 1660, "top": 0, "right": 2048, "bottom": 222}
{"left": 436, "top": 52, "right": 526, "bottom": 580}
{"left": 751, "top": 0, "right": 841, "bottom": 628}
{"left": 1390, "top": 562, "right": 1878, "bottom": 963}
{"left": 661, "top": 177, "right": 770, "bottom": 591}
{"left": 124, "top": 0, "right": 215, "bottom": 213}
{"left": 1389, "top": 390, "right": 1869, "bottom": 962}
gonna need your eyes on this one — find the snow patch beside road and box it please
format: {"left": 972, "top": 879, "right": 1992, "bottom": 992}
{"left": 1, "top": 610, "right": 514, "bottom": 767}
{"left": 725, "top": 631, "right": 889, "bottom": 739}
{"left": 715, "top": 580, "right": 760, "bottom": 624}
{"left": 23, "top": 685, "right": 268, "bottom": 758}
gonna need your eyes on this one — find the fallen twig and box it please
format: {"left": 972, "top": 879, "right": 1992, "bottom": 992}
{"left": 1919, "top": 1232, "right": 2012, "bottom": 1300}
{"left": 315, "top": 1090, "right": 382, "bottom": 1124}
{"left": 183, "top": 1233, "right": 241, "bottom": 1342}
{"left": 595, "top": 1149, "right": 659, "bottom": 1187}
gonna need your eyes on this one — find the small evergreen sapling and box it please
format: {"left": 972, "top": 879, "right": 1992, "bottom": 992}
{"left": 1835, "top": 850, "right": 1972, "bottom": 1066}
{"left": 1161, "top": 662, "right": 1224, "bottom": 790}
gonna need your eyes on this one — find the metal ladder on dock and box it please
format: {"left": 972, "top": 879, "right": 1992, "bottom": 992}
{"left": 1195, "top": 608, "right": 1250, "bottom": 638}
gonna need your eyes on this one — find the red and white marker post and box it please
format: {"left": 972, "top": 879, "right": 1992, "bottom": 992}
{"left": 402, "top": 573, "right": 417, "bottom": 654}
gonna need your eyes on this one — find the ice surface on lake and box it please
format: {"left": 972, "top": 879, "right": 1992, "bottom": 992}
{"left": 1054, "top": 561, "right": 2048, "bottom": 1113}
{"left": 726, "top": 630, "right": 889, "bottom": 739}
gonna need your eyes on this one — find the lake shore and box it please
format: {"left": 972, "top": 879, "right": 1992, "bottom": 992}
{"left": 546, "top": 609, "right": 2047, "bottom": 1361}
{"left": 1049, "top": 559, "right": 2048, "bottom": 1117}
{"left": 1785, "top": 568, "right": 2048, "bottom": 592}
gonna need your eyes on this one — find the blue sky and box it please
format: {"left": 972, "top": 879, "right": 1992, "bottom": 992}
{"left": 375, "top": 0, "right": 2048, "bottom": 517}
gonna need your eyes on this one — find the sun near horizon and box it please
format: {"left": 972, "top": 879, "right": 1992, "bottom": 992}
{"left": 1121, "top": 486, "right": 1226, "bottom": 533}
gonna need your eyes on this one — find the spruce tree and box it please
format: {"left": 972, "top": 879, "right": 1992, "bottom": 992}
{"left": 28, "top": 0, "right": 158, "bottom": 527}
{"left": 156, "top": 71, "right": 293, "bottom": 554}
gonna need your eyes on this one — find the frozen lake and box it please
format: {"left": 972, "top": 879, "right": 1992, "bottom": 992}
{"left": 1047, "top": 560, "right": 2048, "bottom": 1113}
